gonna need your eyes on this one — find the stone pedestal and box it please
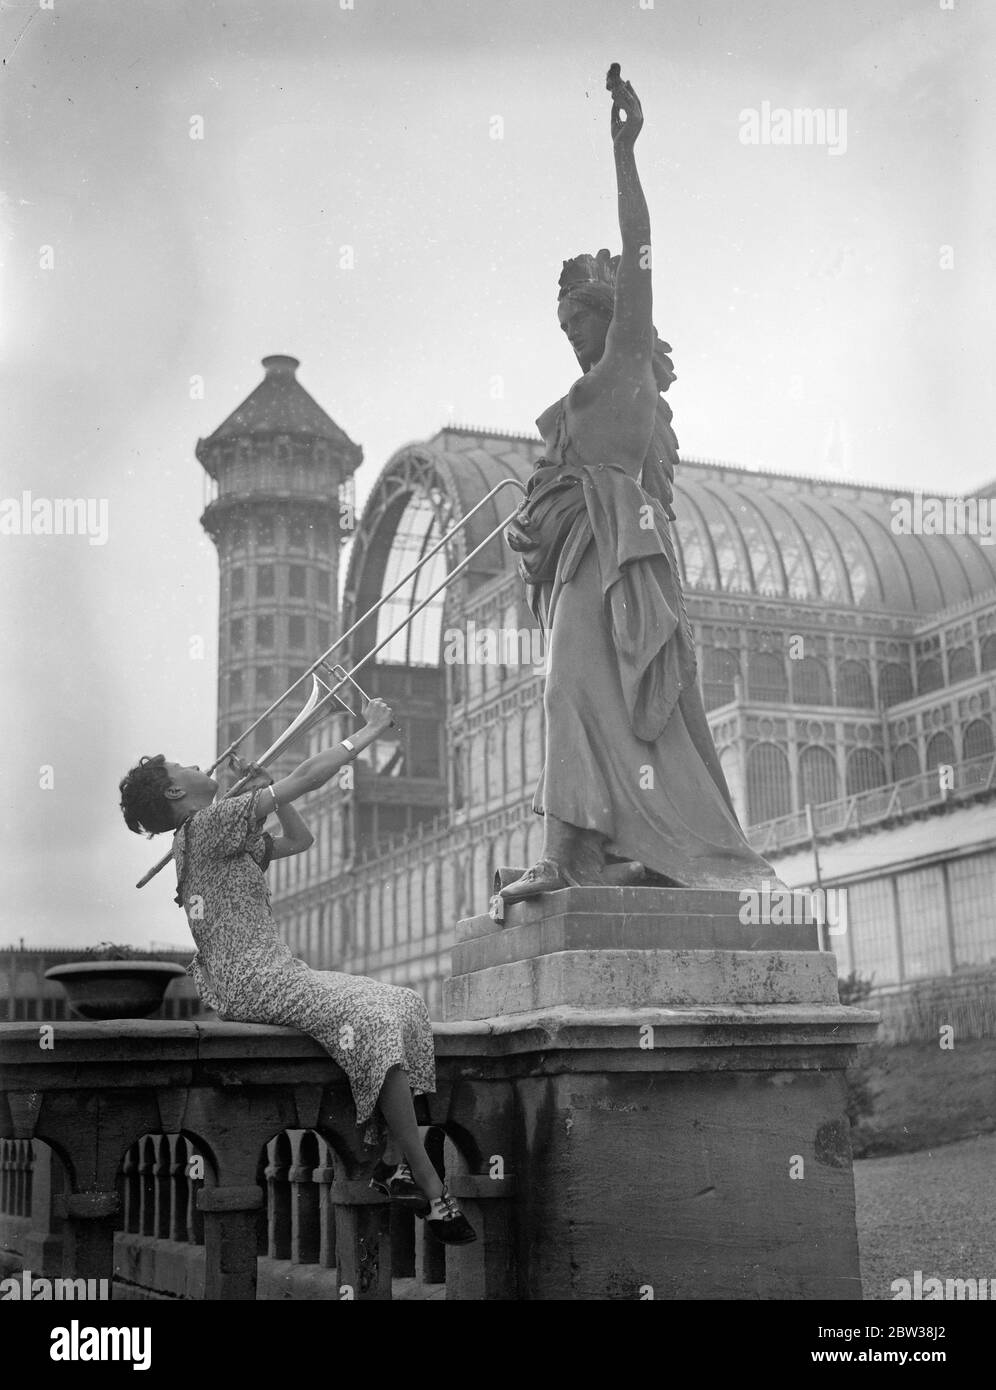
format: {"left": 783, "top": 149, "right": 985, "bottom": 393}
{"left": 441, "top": 887, "right": 878, "bottom": 1300}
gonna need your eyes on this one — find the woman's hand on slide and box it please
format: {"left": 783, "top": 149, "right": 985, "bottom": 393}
{"left": 607, "top": 64, "right": 643, "bottom": 147}
{"left": 362, "top": 697, "right": 395, "bottom": 735}
{"left": 227, "top": 753, "right": 274, "bottom": 788}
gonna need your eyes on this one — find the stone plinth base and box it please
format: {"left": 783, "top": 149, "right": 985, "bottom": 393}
{"left": 446, "top": 886, "right": 830, "bottom": 1018}
{"left": 439, "top": 886, "right": 878, "bottom": 1299}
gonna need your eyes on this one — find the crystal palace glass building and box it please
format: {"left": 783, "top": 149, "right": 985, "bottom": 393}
{"left": 199, "top": 358, "right": 996, "bottom": 1017}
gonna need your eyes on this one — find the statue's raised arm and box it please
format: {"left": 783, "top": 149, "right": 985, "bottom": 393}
{"left": 604, "top": 64, "right": 653, "bottom": 363}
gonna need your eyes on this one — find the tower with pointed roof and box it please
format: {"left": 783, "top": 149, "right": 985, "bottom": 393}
{"left": 196, "top": 355, "right": 362, "bottom": 772}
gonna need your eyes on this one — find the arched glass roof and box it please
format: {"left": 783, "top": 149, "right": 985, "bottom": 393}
{"left": 676, "top": 472, "right": 996, "bottom": 609}
{"left": 347, "top": 430, "right": 996, "bottom": 619}
{"left": 374, "top": 492, "right": 448, "bottom": 665}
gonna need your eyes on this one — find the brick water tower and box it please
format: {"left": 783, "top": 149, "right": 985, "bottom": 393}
{"left": 196, "top": 355, "right": 362, "bottom": 772}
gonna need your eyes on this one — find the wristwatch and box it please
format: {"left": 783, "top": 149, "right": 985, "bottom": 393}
{"left": 341, "top": 738, "right": 356, "bottom": 756}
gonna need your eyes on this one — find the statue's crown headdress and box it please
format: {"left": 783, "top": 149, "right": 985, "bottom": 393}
{"left": 558, "top": 248, "right": 620, "bottom": 301}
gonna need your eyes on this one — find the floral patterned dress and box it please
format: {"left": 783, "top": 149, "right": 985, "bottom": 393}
{"left": 173, "top": 790, "right": 436, "bottom": 1147}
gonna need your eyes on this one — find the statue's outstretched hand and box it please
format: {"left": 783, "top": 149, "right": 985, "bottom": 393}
{"left": 607, "top": 65, "right": 643, "bottom": 147}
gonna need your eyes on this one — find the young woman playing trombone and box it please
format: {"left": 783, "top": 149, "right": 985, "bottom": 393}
{"left": 118, "top": 696, "right": 476, "bottom": 1246}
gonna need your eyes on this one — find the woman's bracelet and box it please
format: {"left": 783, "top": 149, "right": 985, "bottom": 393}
{"left": 340, "top": 738, "right": 356, "bottom": 759}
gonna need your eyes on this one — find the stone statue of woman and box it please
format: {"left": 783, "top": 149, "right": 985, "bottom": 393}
{"left": 500, "top": 65, "right": 782, "bottom": 905}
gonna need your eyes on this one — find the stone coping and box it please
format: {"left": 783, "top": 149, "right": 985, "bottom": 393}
{"left": 0, "top": 1002, "right": 879, "bottom": 1073}
{"left": 44, "top": 962, "right": 188, "bottom": 977}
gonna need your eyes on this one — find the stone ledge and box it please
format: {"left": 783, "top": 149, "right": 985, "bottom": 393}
{"left": 0, "top": 1020, "right": 338, "bottom": 1068}
{"left": 0, "top": 993, "right": 880, "bottom": 1101}
{"left": 433, "top": 1003, "right": 879, "bottom": 1064}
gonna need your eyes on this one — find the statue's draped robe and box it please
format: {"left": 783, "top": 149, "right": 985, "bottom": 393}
{"left": 507, "top": 393, "right": 781, "bottom": 890}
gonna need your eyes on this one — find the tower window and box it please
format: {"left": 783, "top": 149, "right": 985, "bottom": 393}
{"left": 256, "top": 616, "right": 274, "bottom": 648}
{"left": 289, "top": 519, "right": 309, "bottom": 550}
{"left": 288, "top": 615, "right": 306, "bottom": 648}
{"left": 230, "top": 618, "right": 245, "bottom": 651}
{"left": 289, "top": 565, "right": 307, "bottom": 599}
{"left": 228, "top": 670, "right": 244, "bottom": 702}
{"left": 318, "top": 619, "right": 330, "bottom": 653}
{"left": 256, "top": 517, "right": 274, "bottom": 548}
{"left": 256, "top": 666, "right": 273, "bottom": 699}
{"left": 231, "top": 567, "right": 245, "bottom": 601}
{"left": 257, "top": 565, "right": 275, "bottom": 598}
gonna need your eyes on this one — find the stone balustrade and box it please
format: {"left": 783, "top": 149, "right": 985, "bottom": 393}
{"left": 1, "top": 886, "right": 879, "bottom": 1300}
{"left": 0, "top": 1022, "right": 514, "bottom": 1300}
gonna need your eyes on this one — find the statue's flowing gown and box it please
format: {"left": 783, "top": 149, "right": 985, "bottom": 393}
{"left": 509, "top": 391, "right": 781, "bottom": 890}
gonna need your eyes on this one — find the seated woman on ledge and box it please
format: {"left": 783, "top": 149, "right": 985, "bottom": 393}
{"left": 118, "top": 697, "right": 475, "bottom": 1247}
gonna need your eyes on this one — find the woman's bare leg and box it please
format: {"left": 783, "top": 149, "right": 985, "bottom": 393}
{"left": 376, "top": 1065, "right": 444, "bottom": 1200}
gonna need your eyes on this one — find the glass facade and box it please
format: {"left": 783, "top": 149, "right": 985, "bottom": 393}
{"left": 897, "top": 868, "right": 950, "bottom": 979}
{"left": 375, "top": 493, "right": 447, "bottom": 666}
{"left": 847, "top": 878, "right": 898, "bottom": 985}
{"left": 949, "top": 853, "right": 996, "bottom": 967}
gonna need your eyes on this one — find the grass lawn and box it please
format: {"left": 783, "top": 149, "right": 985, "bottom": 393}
{"left": 854, "top": 1132, "right": 996, "bottom": 1300}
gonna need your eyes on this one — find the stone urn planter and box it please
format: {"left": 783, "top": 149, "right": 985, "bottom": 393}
{"left": 45, "top": 960, "right": 187, "bottom": 1020}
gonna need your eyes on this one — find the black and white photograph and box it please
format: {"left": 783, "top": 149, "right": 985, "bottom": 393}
{"left": 1, "top": 0, "right": 993, "bottom": 1344}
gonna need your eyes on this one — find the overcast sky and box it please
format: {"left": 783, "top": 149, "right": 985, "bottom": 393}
{"left": 1, "top": 0, "right": 993, "bottom": 949}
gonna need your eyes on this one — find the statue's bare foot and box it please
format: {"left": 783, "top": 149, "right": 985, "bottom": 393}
{"left": 499, "top": 859, "right": 567, "bottom": 904}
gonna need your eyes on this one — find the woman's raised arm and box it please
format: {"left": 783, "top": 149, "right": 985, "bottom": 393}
{"left": 605, "top": 67, "right": 654, "bottom": 359}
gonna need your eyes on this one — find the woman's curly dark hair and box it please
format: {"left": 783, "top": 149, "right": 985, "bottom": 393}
{"left": 119, "top": 754, "right": 176, "bottom": 837}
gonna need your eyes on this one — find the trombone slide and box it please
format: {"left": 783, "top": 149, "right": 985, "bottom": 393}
{"left": 135, "top": 477, "right": 527, "bottom": 890}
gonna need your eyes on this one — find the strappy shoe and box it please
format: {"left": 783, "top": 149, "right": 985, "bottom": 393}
{"left": 369, "top": 1158, "right": 421, "bottom": 1200}
{"left": 417, "top": 1184, "right": 478, "bottom": 1245}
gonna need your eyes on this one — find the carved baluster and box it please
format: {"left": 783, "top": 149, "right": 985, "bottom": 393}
{"left": 121, "top": 1145, "right": 139, "bottom": 1234}
{"left": 138, "top": 1135, "right": 156, "bottom": 1236}
{"left": 288, "top": 1132, "right": 319, "bottom": 1265}
{"left": 314, "top": 1153, "right": 336, "bottom": 1268}
{"left": 154, "top": 1135, "right": 171, "bottom": 1239}
{"left": 23, "top": 1140, "right": 33, "bottom": 1218}
{"left": 187, "top": 1146, "right": 204, "bottom": 1246}
{"left": 13, "top": 1139, "right": 28, "bottom": 1216}
{"left": 265, "top": 1134, "right": 292, "bottom": 1260}
{"left": 169, "top": 1136, "right": 189, "bottom": 1243}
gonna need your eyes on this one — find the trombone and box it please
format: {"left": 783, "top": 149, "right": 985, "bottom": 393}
{"left": 136, "top": 477, "right": 527, "bottom": 888}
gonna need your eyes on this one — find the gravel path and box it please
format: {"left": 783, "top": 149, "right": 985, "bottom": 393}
{"left": 854, "top": 1132, "right": 996, "bottom": 1300}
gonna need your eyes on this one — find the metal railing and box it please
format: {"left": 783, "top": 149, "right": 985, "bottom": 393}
{"left": 747, "top": 753, "right": 996, "bottom": 854}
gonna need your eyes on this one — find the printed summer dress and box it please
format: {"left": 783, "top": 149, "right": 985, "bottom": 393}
{"left": 173, "top": 789, "right": 436, "bottom": 1147}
